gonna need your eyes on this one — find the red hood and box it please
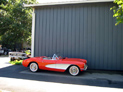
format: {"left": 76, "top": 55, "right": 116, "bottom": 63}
{"left": 63, "top": 58, "right": 87, "bottom": 63}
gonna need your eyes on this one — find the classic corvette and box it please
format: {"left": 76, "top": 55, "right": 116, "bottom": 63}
{"left": 22, "top": 54, "right": 88, "bottom": 76}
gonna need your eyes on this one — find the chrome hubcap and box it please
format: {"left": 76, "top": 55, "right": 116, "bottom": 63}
{"left": 69, "top": 66, "right": 79, "bottom": 75}
{"left": 30, "top": 63, "right": 38, "bottom": 72}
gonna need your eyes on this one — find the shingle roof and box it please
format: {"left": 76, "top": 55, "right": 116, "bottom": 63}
{"left": 24, "top": 0, "right": 114, "bottom": 7}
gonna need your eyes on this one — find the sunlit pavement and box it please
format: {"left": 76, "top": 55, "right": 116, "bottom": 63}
{"left": 0, "top": 57, "right": 123, "bottom": 92}
{"left": 0, "top": 56, "right": 12, "bottom": 69}
{"left": 0, "top": 77, "right": 123, "bottom": 92}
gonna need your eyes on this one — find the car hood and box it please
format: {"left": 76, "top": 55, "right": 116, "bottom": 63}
{"left": 63, "top": 58, "right": 87, "bottom": 63}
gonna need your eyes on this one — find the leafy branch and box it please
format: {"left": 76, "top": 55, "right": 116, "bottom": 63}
{"left": 110, "top": 0, "right": 123, "bottom": 25}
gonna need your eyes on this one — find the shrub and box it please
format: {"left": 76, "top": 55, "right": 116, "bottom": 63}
{"left": 9, "top": 60, "right": 23, "bottom": 65}
{"left": 25, "top": 50, "right": 31, "bottom": 55}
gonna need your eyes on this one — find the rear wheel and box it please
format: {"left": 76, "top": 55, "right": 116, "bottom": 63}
{"left": 29, "top": 62, "right": 38, "bottom": 72}
{"left": 69, "top": 65, "right": 80, "bottom": 76}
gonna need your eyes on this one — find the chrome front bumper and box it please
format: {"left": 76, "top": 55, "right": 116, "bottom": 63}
{"left": 84, "top": 64, "right": 88, "bottom": 70}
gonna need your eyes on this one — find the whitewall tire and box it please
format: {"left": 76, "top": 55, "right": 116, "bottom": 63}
{"left": 69, "top": 65, "right": 80, "bottom": 76}
{"left": 29, "top": 62, "right": 38, "bottom": 72}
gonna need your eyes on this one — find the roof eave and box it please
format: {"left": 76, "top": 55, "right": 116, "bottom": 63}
{"left": 24, "top": 0, "right": 114, "bottom": 7}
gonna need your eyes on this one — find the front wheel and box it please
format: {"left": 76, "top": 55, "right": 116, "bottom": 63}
{"left": 29, "top": 62, "right": 39, "bottom": 72}
{"left": 69, "top": 65, "right": 80, "bottom": 76}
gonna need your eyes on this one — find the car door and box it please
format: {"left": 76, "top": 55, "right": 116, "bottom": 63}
{"left": 40, "top": 59, "right": 58, "bottom": 71}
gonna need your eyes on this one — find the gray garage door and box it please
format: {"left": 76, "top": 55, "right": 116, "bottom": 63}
{"left": 34, "top": 2, "right": 123, "bottom": 70}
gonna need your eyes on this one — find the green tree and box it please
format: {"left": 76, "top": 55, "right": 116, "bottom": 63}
{"left": 0, "top": 0, "right": 36, "bottom": 50}
{"left": 0, "top": 0, "right": 7, "bottom": 9}
{"left": 0, "top": 0, "right": 9, "bottom": 35}
{"left": 111, "top": 0, "right": 123, "bottom": 25}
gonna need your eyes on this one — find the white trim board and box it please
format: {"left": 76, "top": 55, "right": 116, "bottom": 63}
{"left": 24, "top": 0, "right": 114, "bottom": 7}
{"left": 31, "top": 9, "right": 35, "bottom": 57}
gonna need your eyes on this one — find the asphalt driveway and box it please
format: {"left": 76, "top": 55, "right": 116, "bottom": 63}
{"left": 0, "top": 56, "right": 123, "bottom": 92}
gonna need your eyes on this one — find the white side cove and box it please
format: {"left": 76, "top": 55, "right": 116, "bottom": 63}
{"left": 31, "top": 8, "right": 35, "bottom": 57}
{"left": 46, "top": 64, "right": 71, "bottom": 70}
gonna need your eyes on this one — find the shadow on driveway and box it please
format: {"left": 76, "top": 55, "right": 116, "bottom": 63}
{"left": 0, "top": 64, "right": 123, "bottom": 89}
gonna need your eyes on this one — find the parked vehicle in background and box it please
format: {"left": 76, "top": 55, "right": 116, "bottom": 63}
{"left": 0, "top": 49, "right": 4, "bottom": 55}
{"left": 9, "top": 52, "right": 27, "bottom": 61}
{"left": 0, "top": 46, "right": 11, "bottom": 55}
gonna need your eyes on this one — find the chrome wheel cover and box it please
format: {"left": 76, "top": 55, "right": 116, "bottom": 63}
{"left": 30, "top": 63, "right": 38, "bottom": 72}
{"left": 69, "top": 66, "right": 79, "bottom": 76}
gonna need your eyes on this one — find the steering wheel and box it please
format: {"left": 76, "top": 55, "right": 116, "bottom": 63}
{"left": 56, "top": 57, "right": 59, "bottom": 60}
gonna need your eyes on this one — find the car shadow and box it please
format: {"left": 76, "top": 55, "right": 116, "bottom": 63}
{"left": 0, "top": 65, "right": 123, "bottom": 89}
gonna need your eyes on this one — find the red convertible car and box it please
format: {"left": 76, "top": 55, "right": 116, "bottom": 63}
{"left": 22, "top": 54, "right": 88, "bottom": 76}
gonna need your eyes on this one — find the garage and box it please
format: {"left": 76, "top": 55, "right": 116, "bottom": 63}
{"left": 25, "top": 0, "right": 123, "bottom": 70}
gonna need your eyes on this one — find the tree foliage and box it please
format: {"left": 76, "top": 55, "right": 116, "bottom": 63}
{"left": 0, "top": 0, "right": 7, "bottom": 9}
{"left": 0, "top": 0, "right": 36, "bottom": 49}
{"left": 111, "top": 0, "right": 123, "bottom": 25}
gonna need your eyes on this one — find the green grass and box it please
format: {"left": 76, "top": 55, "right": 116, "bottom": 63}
{"left": 0, "top": 55, "right": 8, "bottom": 57}
{"left": 9, "top": 60, "right": 23, "bottom": 65}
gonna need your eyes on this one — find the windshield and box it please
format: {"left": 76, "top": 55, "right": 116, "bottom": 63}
{"left": 52, "top": 53, "right": 63, "bottom": 59}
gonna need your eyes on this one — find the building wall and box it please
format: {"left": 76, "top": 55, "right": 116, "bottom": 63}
{"left": 34, "top": 2, "right": 123, "bottom": 70}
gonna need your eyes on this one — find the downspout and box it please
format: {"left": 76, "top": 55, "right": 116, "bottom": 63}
{"left": 31, "top": 8, "right": 35, "bottom": 57}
